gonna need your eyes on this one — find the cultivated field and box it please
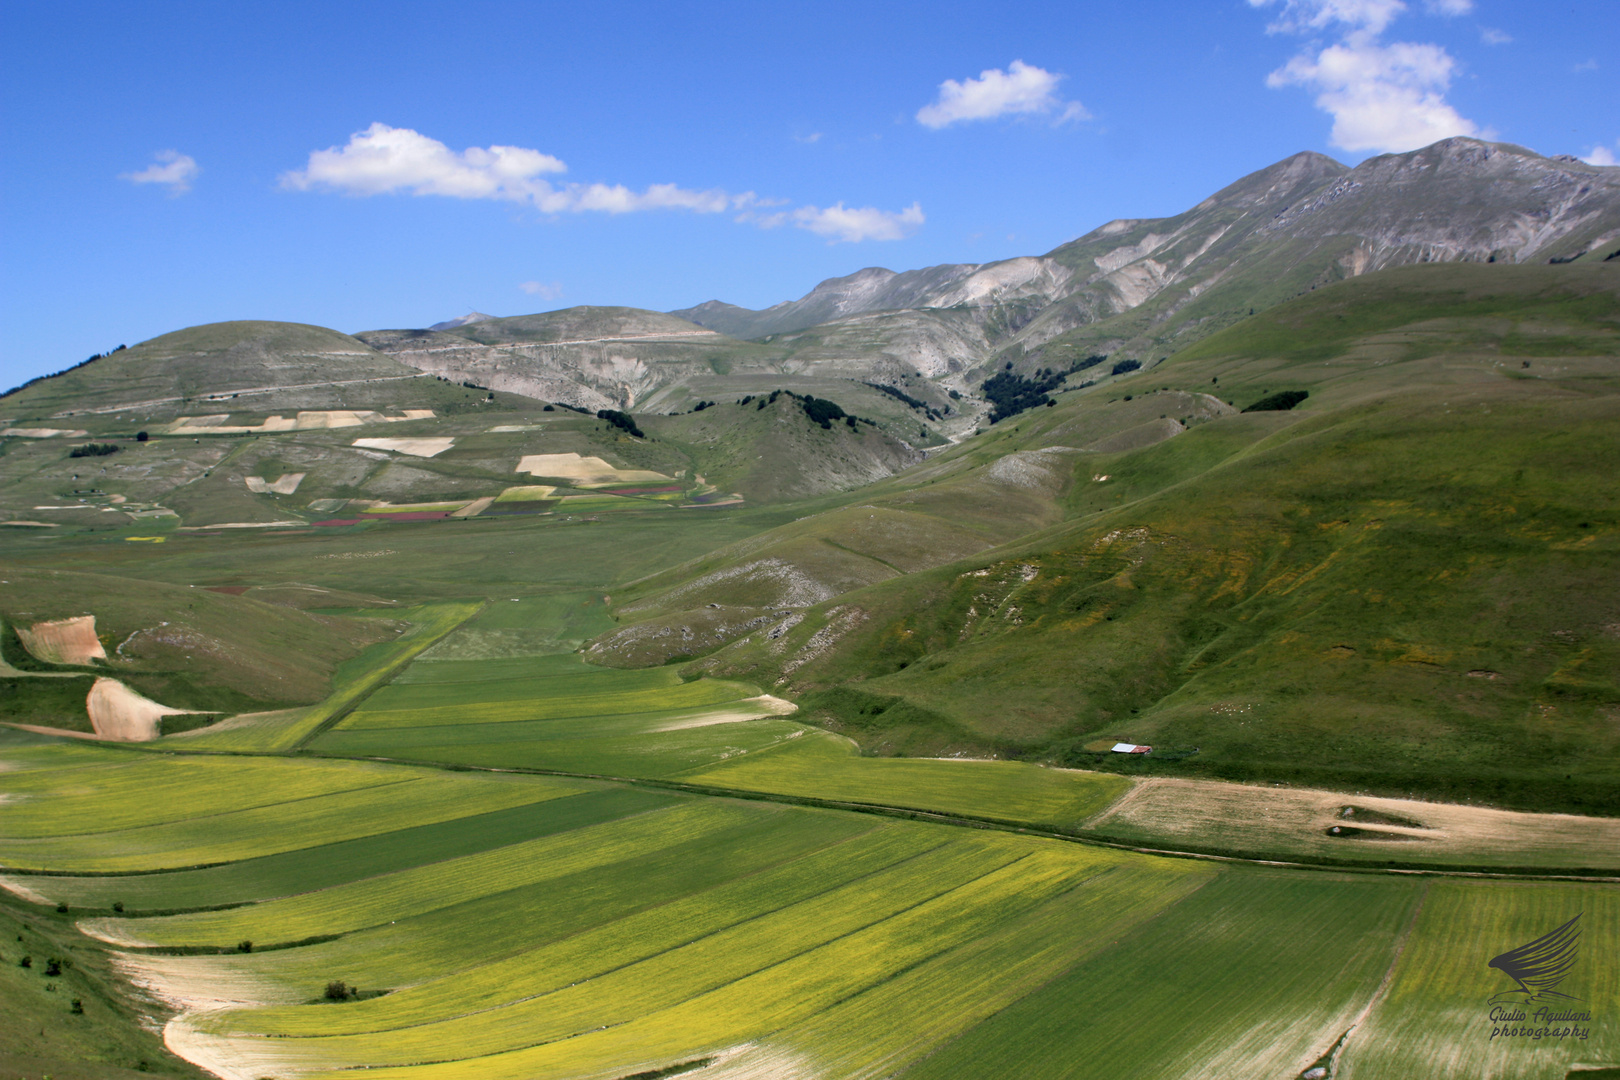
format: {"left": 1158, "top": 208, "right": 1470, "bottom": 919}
{"left": 686, "top": 728, "right": 1130, "bottom": 829}
{"left": 8, "top": 737, "right": 1608, "bottom": 1080}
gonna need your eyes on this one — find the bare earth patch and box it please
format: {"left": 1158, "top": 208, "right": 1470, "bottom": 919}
{"left": 1, "top": 427, "right": 89, "bottom": 437}
{"left": 243, "top": 473, "right": 305, "bottom": 494}
{"left": 655, "top": 695, "right": 799, "bottom": 731}
{"left": 168, "top": 409, "right": 434, "bottom": 435}
{"left": 516, "top": 452, "right": 673, "bottom": 486}
{"left": 85, "top": 677, "right": 201, "bottom": 741}
{"left": 0, "top": 877, "right": 53, "bottom": 905}
{"left": 352, "top": 436, "right": 456, "bottom": 457}
{"left": 165, "top": 1014, "right": 297, "bottom": 1080}
{"left": 16, "top": 615, "right": 106, "bottom": 665}
{"left": 1090, "top": 777, "right": 1620, "bottom": 869}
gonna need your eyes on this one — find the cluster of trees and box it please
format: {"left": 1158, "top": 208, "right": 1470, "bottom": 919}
{"left": 981, "top": 366, "right": 1069, "bottom": 423}
{"left": 596, "top": 409, "right": 645, "bottom": 438}
{"left": 68, "top": 442, "right": 119, "bottom": 459}
{"left": 981, "top": 354, "right": 1111, "bottom": 423}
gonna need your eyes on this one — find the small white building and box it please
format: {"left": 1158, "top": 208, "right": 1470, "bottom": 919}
{"left": 1111, "top": 743, "right": 1153, "bottom": 754}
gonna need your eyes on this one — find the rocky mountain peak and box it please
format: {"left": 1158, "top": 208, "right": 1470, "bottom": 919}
{"left": 428, "top": 311, "right": 495, "bottom": 332}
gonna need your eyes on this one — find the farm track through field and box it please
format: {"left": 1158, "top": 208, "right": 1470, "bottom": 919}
{"left": 1320, "top": 881, "right": 1431, "bottom": 1078}
{"left": 76, "top": 742, "right": 1620, "bottom": 883}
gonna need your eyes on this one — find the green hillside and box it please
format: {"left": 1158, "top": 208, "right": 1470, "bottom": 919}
{"left": 640, "top": 262, "right": 1620, "bottom": 813}
{"left": 0, "top": 321, "right": 430, "bottom": 421}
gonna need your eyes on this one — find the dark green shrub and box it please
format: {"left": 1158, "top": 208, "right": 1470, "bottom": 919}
{"left": 68, "top": 443, "right": 119, "bottom": 458}
{"left": 1242, "top": 390, "right": 1309, "bottom": 412}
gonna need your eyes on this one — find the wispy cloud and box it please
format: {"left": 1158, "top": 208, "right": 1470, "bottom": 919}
{"left": 1254, "top": 0, "right": 1408, "bottom": 35}
{"left": 1423, "top": 0, "right": 1471, "bottom": 14}
{"left": 121, "top": 150, "right": 198, "bottom": 195}
{"left": 785, "top": 202, "right": 925, "bottom": 243}
{"left": 916, "top": 60, "right": 1088, "bottom": 129}
{"left": 1574, "top": 58, "right": 1599, "bottom": 73}
{"left": 1479, "top": 27, "right": 1512, "bottom": 45}
{"left": 284, "top": 124, "right": 921, "bottom": 243}
{"left": 519, "top": 280, "right": 563, "bottom": 299}
{"left": 794, "top": 132, "right": 824, "bottom": 144}
{"left": 1251, "top": 0, "right": 1482, "bottom": 154}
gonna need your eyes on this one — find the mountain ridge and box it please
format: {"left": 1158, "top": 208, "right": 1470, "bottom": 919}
{"left": 675, "top": 139, "right": 1620, "bottom": 381}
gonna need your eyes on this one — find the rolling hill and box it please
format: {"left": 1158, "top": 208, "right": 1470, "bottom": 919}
{"left": 613, "top": 260, "right": 1620, "bottom": 814}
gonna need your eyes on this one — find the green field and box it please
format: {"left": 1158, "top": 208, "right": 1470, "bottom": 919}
{"left": 1340, "top": 881, "right": 1620, "bottom": 1079}
{"left": 312, "top": 639, "right": 798, "bottom": 776}
{"left": 8, "top": 734, "right": 1612, "bottom": 1079}
{"left": 685, "top": 727, "right": 1130, "bottom": 829}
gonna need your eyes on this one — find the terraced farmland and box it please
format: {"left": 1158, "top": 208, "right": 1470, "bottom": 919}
{"left": 5, "top": 618, "right": 1620, "bottom": 1079}
{"left": 12, "top": 738, "right": 1607, "bottom": 1080}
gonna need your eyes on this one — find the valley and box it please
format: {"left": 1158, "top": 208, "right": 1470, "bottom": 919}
{"left": 2, "top": 136, "right": 1617, "bottom": 1079}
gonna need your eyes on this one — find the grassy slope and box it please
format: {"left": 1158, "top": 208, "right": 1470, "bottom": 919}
{"left": 0, "top": 567, "right": 400, "bottom": 716}
{"left": 0, "top": 896, "right": 210, "bottom": 1079}
{"left": 690, "top": 263, "right": 1620, "bottom": 813}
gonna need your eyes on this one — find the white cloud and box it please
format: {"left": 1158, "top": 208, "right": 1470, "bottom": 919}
{"left": 1253, "top": 0, "right": 1483, "bottom": 154}
{"left": 280, "top": 123, "right": 738, "bottom": 215}
{"left": 795, "top": 132, "right": 824, "bottom": 144}
{"left": 281, "top": 123, "right": 563, "bottom": 200}
{"left": 122, "top": 150, "right": 198, "bottom": 195}
{"left": 284, "top": 124, "right": 920, "bottom": 242}
{"left": 1582, "top": 144, "right": 1618, "bottom": 167}
{"left": 1479, "top": 27, "right": 1512, "bottom": 45}
{"left": 1268, "top": 37, "right": 1480, "bottom": 152}
{"left": 916, "top": 60, "right": 1088, "bottom": 129}
{"left": 790, "top": 202, "right": 924, "bottom": 243}
{"left": 1249, "top": 0, "right": 1408, "bottom": 35}
{"left": 1574, "top": 59, "right": 1599, "bottom": 73}
{"left": 519, "top": 280, "right": 563, "bottom": 299}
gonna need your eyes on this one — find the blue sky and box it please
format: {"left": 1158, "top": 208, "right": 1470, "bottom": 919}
{"left": 0, "top": 0, "right": 1613, "bottom": 388}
